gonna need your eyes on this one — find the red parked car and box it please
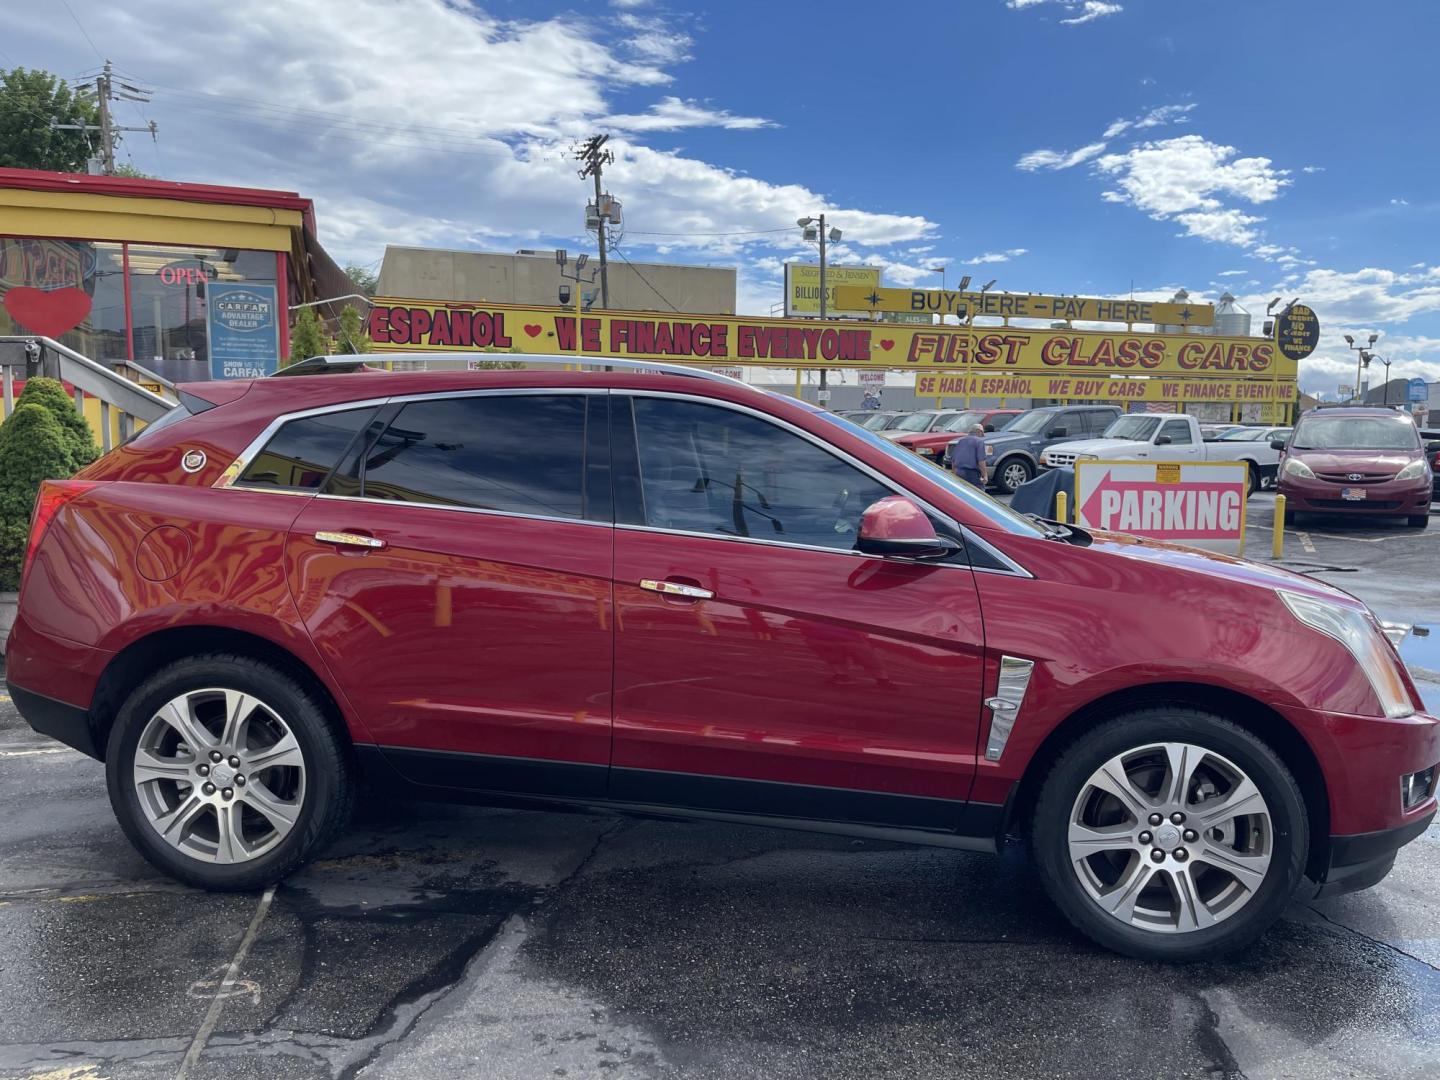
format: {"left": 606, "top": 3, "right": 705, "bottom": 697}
{"left": 888, "top": 408, "right": 1022, "bottom": 463}
{"left": 1275, "top": 407, "right": 1433, "bottom": 528}
{"left": 7, "top": 359, "right": 1436, "bottom": 961}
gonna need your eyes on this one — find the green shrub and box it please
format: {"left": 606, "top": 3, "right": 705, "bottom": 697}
{"left": 0, "top": 403, "right": 77, "bottom": 589}
{"left": 286, "top": 307, "right": 332, "bottom": 366}
{"left": 13, "top": 376, "right": 97, "bottom": 468}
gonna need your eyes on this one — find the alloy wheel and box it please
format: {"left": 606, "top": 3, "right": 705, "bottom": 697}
{"left": 1067, "top": 742, "right": 1272, "bottom": 934}
{"left": 1001, "top": 461, "right": 1030, "bottom": 492}
{"left": 131, "top": 688, "right": 306, "bottom": 864}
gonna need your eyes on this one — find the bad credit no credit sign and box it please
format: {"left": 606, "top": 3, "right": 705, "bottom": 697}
{"left": 1074, "top": 461, "right": 1249, "bottom": 542}
{"left": 367, "top": 299, "right": 1296, "bottom": 380}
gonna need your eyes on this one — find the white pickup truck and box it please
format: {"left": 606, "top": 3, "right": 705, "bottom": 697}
{"left": 1039, "top": 413, "right": 1287, "bottom": 493}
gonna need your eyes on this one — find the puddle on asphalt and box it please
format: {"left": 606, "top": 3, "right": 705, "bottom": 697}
{"left": 1396, "top": 625, "right": 1436, "bottom": 672}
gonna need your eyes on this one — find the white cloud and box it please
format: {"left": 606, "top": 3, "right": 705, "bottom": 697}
{"left": 6, "top": 0, "right": 936, "bottom": 276}
{"left": 1217, "top": 269, "right": 1247, "bottom": 276}
{"left": 1302, "top": 165, "right": 1325, "bottom": 174}
{"left": 1061, "top": 2, "right": 1124, "bottom": 24}
{"left": 1173, "top": 209, "right": 1264, "bottom": 246}
{"left": 603, "top": 97, "right": 776, "bottom": 132}
{"left": 1016, "top": 141, "right": 1108, "bottom": 171}
{"left": 962, "top": 248, "right": 1029, "bottom": 265}
{"left": 1007, "top": 0, "right": 1124, "bottom": 24}
{"left": 1390, "top": 197, "right": 1410, "bottom": 206}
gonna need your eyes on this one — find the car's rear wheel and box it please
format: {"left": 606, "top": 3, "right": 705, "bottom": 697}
{"left": 995, "top": 457, "right": 1033, "bottom": 494}
{"left": 1032, "top": 706, "right": 1306, "bottom": 960}
{"left": 1242, "top": 462, "right": 1259, "bottom": 496}
{"left": 1406, "top": 513, "right": 1429, "bottom": 529}
{"left": 106, "top": 654, "right": 354, "bottom": 890}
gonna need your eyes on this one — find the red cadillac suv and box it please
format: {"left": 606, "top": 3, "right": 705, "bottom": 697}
{"left": 7, "top": 358, "right": 1437, "bottom": 961}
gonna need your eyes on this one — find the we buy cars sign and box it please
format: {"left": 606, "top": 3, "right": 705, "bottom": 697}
{"left": 1074, "top": 461, "right": 1249, "bottom": 545}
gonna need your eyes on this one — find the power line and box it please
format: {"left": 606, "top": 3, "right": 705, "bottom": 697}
{"left": 611, "top": 247, "right": 680, "bottom": 313}
{"left": 574, "top": 134, "right": 616, "bottom": 308}
{"left": 58, "top": 1, "right": 105, "bottom": 63}
{"left": 625, "top": 226, "right": 795, "bottom": 238}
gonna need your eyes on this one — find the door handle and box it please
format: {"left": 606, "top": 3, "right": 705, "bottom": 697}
{"left": 640, "top": 578, "right": 714, "bottom": 600}
{"left": 315, "top": 530, "right": 386, "bottom": 550}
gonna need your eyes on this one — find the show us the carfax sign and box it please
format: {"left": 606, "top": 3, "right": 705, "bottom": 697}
{"left": 1073, "top": 460, "right": 1250, "bottom": 551}
{"left": 207, "top": 282, "right": 280, "bottom": 380}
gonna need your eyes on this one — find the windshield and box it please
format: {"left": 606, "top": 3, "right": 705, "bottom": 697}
{"left": 1291, "top": 416, "right": 1420, "bottom": 451}
{"left": 935, "top": 411, "right": 985, "bottom": 433}
{"left": 1101, "top": 415, "right": 1162, "bottom": 441}
{"left": 1218, "top": 427, "right": 1263, "bottom": 441}
{"left": 813, "top": 412, "right": 1047, "bottom": 538}
{"left": 1001, "top": 410, "right": 1057, "bottom": 435}
{"left": 861, "top": 412, "right": 896, "bottom": 430}
{"left": 894, "top": 411, "right": 942, "bottom": 432}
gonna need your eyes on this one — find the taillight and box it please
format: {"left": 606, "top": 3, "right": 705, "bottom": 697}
{"left": 23, "top": 480, "right": 99, "bottom": 584}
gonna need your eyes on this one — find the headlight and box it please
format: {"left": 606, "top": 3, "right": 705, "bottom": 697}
{"left": 986, "top": 447, "right": 996, "bottom": 458}
{"left": 1283, "top": 458, "right": 1315, "bottom": 479}
{"left": 1278, "top": 590, "right": 1415, "bottom": 719}
{"left": 916, "top": 447, "right": 935, "bottom": 456}
{"left": 1395, "top": 459, "right": 1429, "bottom": 481}
{"left": 1076, "top": 453, "right": 1100, "bottom": 461}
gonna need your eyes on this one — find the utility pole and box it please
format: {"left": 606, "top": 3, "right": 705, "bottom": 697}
{"left": 55, "top": 61, "right": 157, "bottom": 175}
{"left": 574, "top": 135, "right": 616, "bottom": 308}
{"left": 797, "top": 213, "right": 842, "bottom": 409}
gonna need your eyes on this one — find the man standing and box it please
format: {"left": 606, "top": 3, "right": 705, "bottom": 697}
{"left": 950, "top": 424, "right": 988, "bottom": 488}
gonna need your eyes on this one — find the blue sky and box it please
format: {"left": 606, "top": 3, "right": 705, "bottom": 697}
{"left": 6, "top": 0, "right": 1439, "bottom": 393}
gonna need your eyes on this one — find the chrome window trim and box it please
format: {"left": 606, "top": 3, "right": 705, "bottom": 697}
{"left": 311, "top": 491, "right": 611, "bottom": 530}
{"left": 214, "top": 387, "right": 602, "bottom": 492}
{"left": 984, "top": 655, "right": 1036, "bottom": 762}
{"left": 620, "top": 389, "right": 1034, "bottom": 576}
{"left": 962, "top": 529, "right": 1035, "bottom": 579}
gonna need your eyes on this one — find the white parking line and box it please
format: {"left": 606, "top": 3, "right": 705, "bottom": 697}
{"left": 0, "top": 747, "right": 73, "bottom": 759}
{"left": 1295, "top": 531, "right": 1316, "bottom": 553}
{"left": 175, "top": 884, "right": 276, "bottom": 1080}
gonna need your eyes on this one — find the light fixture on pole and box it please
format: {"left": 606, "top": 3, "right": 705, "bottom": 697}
{"left": 1345, "top": 333, "right": 1378, "bottom": 402}
{"left": 798, "top": 213, "right": 843, "bottom": 408}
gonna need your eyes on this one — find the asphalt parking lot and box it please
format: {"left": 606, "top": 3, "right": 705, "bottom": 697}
{"left": 0, "top": 497, "right": 1436, "bottom": 1080}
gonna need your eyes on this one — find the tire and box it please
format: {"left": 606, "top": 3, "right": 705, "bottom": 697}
{"left": 106, "top": 654, "right": 354, "bottom": 890}
{"left": 994, "top": 456, "right": 1033, "bottom": 494}
{"left": 1031, "top": 706, "right": 1307, "bottom": 961}
{"left": 1406, "top": 514, "right": 1429, "bottom": 529}
{"left": 1242, "top": 462, "right": 1259, "bottom": 497}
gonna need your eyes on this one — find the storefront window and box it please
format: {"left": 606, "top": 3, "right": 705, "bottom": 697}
{"left": 125, "top": 245, "right": 277, "bottom": 384}
{"left": 0, "top": 237, "right": 128, "bottom": 362}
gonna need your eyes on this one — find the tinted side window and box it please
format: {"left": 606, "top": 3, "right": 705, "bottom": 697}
{"left": 360, "top": 395, "right": 587, "bottom": 519}
{"left": 1160, "top": 419, "right": 1193, "bottom": 445}
{"left": 1085, "top": 410, "right": 1116, "bottom": 434}
{"left": 238, "top": 407, "right": 375, "bottom": 490}
{"left": 631, "top": 398, "right": 892, "bottom": 551}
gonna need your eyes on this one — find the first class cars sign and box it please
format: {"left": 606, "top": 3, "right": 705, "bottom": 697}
{"left": 1073, "top": 461, "right": 1249, "bottom": 544}
{"left": 366, "top": 299, "right": 1298, "bottom": 380}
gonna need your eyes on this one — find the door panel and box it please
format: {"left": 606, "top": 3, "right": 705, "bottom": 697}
{"left": 609, "top": 394, "right": 986, "bottom": 827}
{"left": 283, "top": 392, "right": 614, "bottom": 797}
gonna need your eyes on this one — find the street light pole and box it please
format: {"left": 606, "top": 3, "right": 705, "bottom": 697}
{"left": 797, "top": 213, "right": 842, "bottom": 409}
{"left": 1344, "top": 333, "right": 1378, "bottom": 403}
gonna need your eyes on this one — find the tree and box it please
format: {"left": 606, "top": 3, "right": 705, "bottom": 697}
{"left": 113, "top": 162, "right": 154, "bottom": 179}
{"left": 335, "top": 306, "right": 372, "bottom": 355}
{"left": 12, "top": 377, "right": 98, "bottom": 469}
{"left": 0, "top": 67, "right": 100, "bottom": 173}
{"left": 287, "top": 307, "right": 332, "bottom": 364}
{"left": 344, "top": 264, "right": 378, "bottom": 297}
{"left": 0, "top": 404, "right": 78, "bottom": 589}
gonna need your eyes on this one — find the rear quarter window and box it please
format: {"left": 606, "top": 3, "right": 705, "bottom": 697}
{"left": 237, "top": 407, "right": 377, "bottom": 491}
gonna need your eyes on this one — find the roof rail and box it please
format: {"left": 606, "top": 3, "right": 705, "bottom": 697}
{"left": 273, "top": 353, "right": 748, "bottom": 386}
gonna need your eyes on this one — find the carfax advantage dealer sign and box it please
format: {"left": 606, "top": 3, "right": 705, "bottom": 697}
{"left": 207, "top": 283, "right": 281, "bottom": 380}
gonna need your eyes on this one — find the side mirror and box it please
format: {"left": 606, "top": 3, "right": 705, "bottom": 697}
{"left": 1425, "top": 441, "right": 1440, "bottom": 455}
{"left": 1156, "top": 435, "right": 1173, "bottom": 445}
{"left": 1048, "top": 426, "right": 1068, "bottom": 438}
{"left": 1270, "top": 438, "right": 1288, "bottom": 451}
{"left": 855, "top": 496, "right": 959, "bottom": 560}
{"left": 983, "top": 423, "right": 997, "bottom": 433}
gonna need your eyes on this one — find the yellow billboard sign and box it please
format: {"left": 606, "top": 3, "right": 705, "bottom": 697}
{"left": 915, "top": 373, "right": 1297, "bottom": 404}
{"left": 367, "top": 298, "right": 1294, "bottom": 383}
{"left": 833, "top": 286, "right": 1214, "bottom": 327}
{"left": 784, "top": 264, "right": 881, "bottom": 317}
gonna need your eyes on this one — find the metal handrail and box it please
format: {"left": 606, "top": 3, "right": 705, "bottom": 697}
{"left": 275, "top": 353, "right": 750, "bottom": 387}
{"left": 0, "top": 336, "right": 175, "bottom": 419}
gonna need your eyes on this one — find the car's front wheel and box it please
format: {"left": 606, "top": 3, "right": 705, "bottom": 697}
{"left": 106, "top": 654, "right": 354, "bottom": 890}
{"left": 994, "top": 456, "right": 1033, "bottom": 494}
{"left": 1406, "top": 513, "right": 1429, "bottom": 529}
{"left": 1032, "top": 706, "right": 1307, "bottom": 960}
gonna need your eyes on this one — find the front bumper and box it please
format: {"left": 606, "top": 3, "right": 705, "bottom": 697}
{"left": 1314, "top": 809, "right": 1435, "bottom": 897}
{"left": 1279, "top": 474, "right": 1431, "bottom": 516}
